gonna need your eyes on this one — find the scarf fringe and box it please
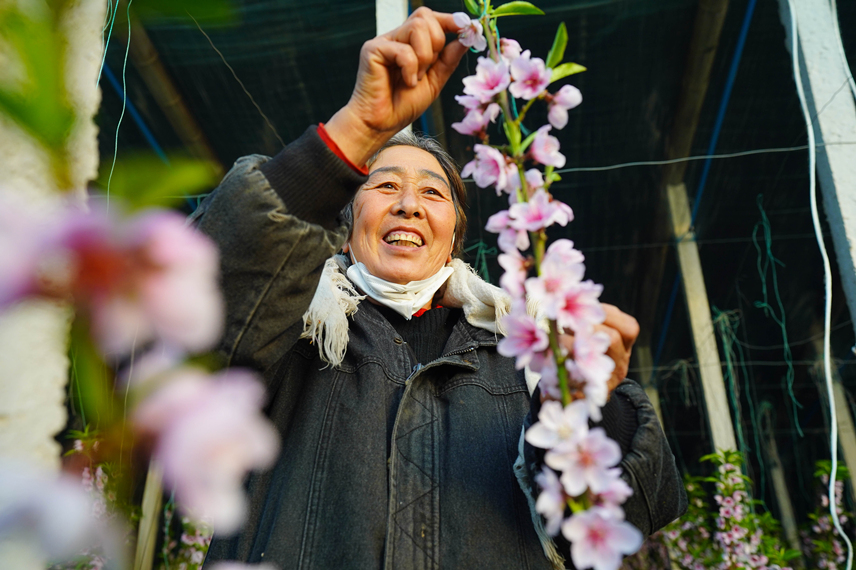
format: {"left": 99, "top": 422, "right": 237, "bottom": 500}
{"left": 301, "top": 256, "right": 511, "bottom": 367}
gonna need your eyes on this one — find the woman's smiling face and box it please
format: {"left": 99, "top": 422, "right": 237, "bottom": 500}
{"left": 344, "top": 145, "right": 457, "bottom": 285}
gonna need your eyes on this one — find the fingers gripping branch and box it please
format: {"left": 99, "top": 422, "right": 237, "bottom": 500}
{"left": 325, "top": 8, "right": 467, "bottom": 167}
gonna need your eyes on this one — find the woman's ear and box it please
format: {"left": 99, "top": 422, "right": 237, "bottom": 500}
{"left": 342, "top": 242, "right": 350, "bottom": 254}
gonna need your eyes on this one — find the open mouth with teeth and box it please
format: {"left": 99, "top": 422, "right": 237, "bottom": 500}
{"left": 383, "top": 232, "right": 423, "bottom": 248}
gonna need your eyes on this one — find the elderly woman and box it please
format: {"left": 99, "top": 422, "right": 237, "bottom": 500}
{"left": 196, "top": 8, "right": 684, "bottom": 569}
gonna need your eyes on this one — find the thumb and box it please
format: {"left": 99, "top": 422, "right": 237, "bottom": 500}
{"left": 426, "top": 39, "right": 468, "bottom": 94}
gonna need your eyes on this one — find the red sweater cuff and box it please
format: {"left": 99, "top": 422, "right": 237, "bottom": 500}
{"left": 317, "top": 123, "right": 369, "bottom": 176}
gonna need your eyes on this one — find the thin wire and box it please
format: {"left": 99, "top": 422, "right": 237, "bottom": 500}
{"left": 101, "top": 0, "right": 114, "bottom": 36}
{"left": 785, "top": 1, "right": 853, "bottom": 566}
{"left": 96, "top": 0, "right": 120, "bottom": 86}
{"left": 460, "top": 142, "right": 856, "bottom": 182}
{"left": 188, "top": 12, "right": 286, "bottom": 149}
{"left": 631, "top": 359, "right": 856, "bottom": 372}
{"left": 553, "top": 142, "right": 856, "bottom": 174}
{"left": 105, "top": 0, "right": 134, "bottom": 208}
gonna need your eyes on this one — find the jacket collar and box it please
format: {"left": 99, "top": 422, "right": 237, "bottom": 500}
{"left": 300, "top": 255, "right": 510, "bottom": 367}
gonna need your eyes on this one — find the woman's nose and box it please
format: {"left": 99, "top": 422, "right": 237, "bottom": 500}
{"left": 394, "top": 186, "right": 423, "bottom": 217}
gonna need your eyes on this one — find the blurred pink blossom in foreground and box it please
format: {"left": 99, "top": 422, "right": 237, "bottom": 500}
{"left": 0, "top": 459, "right": 118, "bottom": 564}
{"left": 0, "top": 195, "right": 223, "bottom": 356}
{"left": 132, "top": 368, "right": 280, "bottom": 534}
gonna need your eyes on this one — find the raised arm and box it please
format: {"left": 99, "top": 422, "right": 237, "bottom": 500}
{"left": 192, "top": 9, "right": 467, "bottom": 375}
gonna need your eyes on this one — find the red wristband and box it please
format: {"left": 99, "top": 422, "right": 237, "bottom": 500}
{"left": 317, "top": 123, "right": 369, "bottom": 176}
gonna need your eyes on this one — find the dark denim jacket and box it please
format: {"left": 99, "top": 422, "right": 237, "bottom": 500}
{"left": 194, "top": 131, "right": 686, "bottom": 569}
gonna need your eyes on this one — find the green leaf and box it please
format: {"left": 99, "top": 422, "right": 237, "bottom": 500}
{"left": 464, "top": 0, "right": 481, "bottom": 16}
{"left": 520, "top": 130, "right": 537, "bottom": 153}
{"left": 545, "top": 23, "right": 567, "bottom": 69}
{"left": 0, "top": 7, "right": 74, "bottom": 156}
{"left": 97, "top": 154, "right": 221, "bottom": 211}
{"left": 491, "top": 1, "right": 544, "bottom": 17}
{"left": 132, "top": 0, "right": 236, "bottom": 24}
{"left": 550, "top": 62, "right": 586, "bottom": 83}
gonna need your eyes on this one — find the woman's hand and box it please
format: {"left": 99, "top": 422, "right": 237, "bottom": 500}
{"left": 325, "top": 8, "right": 468, "bottom": 167}
{"left": 552, "top": 304, "right": 640, "bottom": 401}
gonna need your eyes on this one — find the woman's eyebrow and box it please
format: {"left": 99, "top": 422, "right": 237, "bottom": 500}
{"left": 368, "top": 165, "right": 450, "bottom": 189}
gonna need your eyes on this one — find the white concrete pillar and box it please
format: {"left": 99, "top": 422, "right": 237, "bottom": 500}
{"left": 376, "top": 0, "right": 408, "bottom": 36}
{"left": 778, "top": 0, "right": 856, "bottom": 342}
{"left": 376, "top": 0, "right": 412, "bottom": 134}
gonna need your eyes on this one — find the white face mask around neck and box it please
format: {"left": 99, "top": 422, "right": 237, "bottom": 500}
{"left": 345, "top": 252, "right": 454, "bottom": 320}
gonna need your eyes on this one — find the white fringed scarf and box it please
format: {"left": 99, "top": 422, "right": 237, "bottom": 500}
{"left": 300, "top": 256, "right": 512, "bottom": 368}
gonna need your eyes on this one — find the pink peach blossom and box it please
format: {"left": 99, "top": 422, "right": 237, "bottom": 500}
{"left": 562, "top": 507, "right": 643, "bottom": 570}
{"left": 535, "top": 467, "right": 567, "bottom": 536}
{"left": 497, "top": 301, "right": 548, "bottom": 369}
{"left": 524, "top": 169, "right": 545, "bottom": 194}
{"left": 591, "top": 469, "right": 633, "bottom": 518}
{"left": 529, "top": 350, "right": 561, "bottom": 400}
{"left": 133, "top": 368, "right": 280, "bottom": 533}
{"left": 451, "top": 103, "right": 501, "bottom": 136}
{"left": 548, "top": 85, "right": 583, "bottom": 129}
{"left": 485, "top": 209, "right": 529, "bottom": 253}
{"left": 455, "top": 94, "right": 483, "bottom": 110}
{"left": 498, "top": 248, "right": 527, "bottom": 297}
{"left": 541, "top": 239, "right": 583, "bottom": 274}
{"left": 548, "top": 427, "right": 621, "bottom": 496}
{"left": 500, "top": 38, "right": 522, "bottom": 61}
{"left": 530, "top": 125, "right": 566, "bottom": 168}
{"left": 453, "top": 12, "right": 487, "bottom": 52}
{"left": 508, "top": 190, "right": 572, "bottom": 232}
{"left": 1, "top": 203, "right": 223, "bottom": 357}
{"left": 555, "top": 280, "right": 605, "bottom": 334}
{"left": 462, "top": 57, "right": 511, "bottom": 103}
{"left": 526, "top": 399, "right": 590, "bottom": 451}
{"left": 461, "top": 144, "right": 508, "bottom": 190}
{"left": 509, "top": 51, "right": 552, "bottom": 100}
